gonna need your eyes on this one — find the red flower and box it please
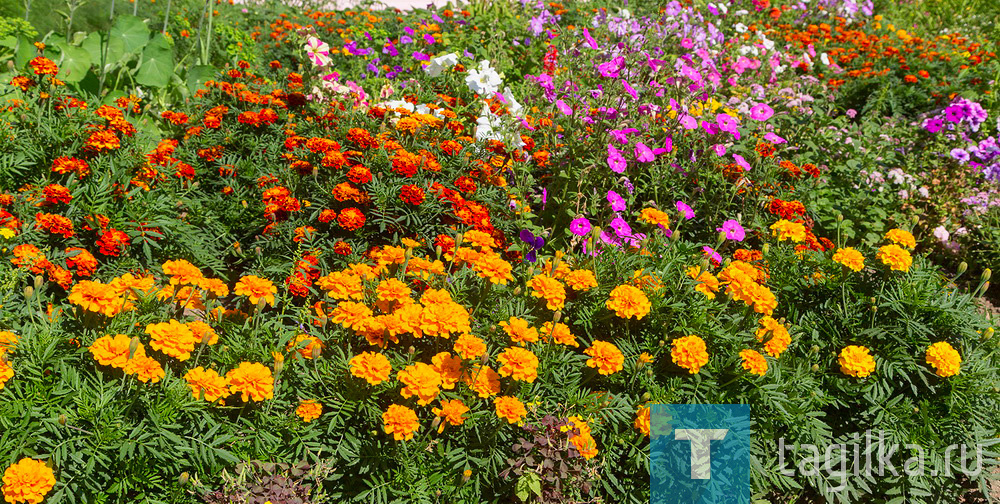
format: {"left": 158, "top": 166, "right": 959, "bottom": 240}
{"left": 337, "top": 208, "right": 366, "bottom": 231}
{"left": 97, "top": 229, "right": 130, "bottom": 256}
{"left": 399, "top": 185, "right": 425, "bottom": 206}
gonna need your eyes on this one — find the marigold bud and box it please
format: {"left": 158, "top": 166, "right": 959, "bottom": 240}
{"left": 641, "top": 392, "right": 651, "bottom": 402}
{"left": 762, "top": 243, "right": 770, "bottom": 255}
{"left": 201, "top": 332, "right": 212, "bottom": 345}
{"left": 984, "top": 327, "right": 994, "bottom": 340}
{"left": 256, "top": 297, "right": 266, "bottom": 312}
{"left": 58, "top": 414, "right": 67, "bottom": 426}
{"left": 24, "top": 286, "right": 33, "bottom": 299}
{"left": 513, "top": 287, "right": 522, "bottom": 296}
{"left": 957, "top": 262, "right": 968, "bottom": 275}
{"left": 179, "top": 472, "right": 190, "bottom": 485}
{"left": 552, "top": 311, "right": 562, "bottom": 323}
{"left": 982, "top": 281, "right": 990, "bottom": 294}
{"left": 128, "top": 337, "right": 141, "bottom": 359}
{"left": 810, "top": 345, "right": 819, "bottom": 354}
{"left": 34, "top": 275, "right": 44, "bottom": 289}
{"left": 983, "top": 268, "right": 992, "bottom": 282}
{"left": 811, "top": 364, "right": 820, "bottom": 372}
{"left": 837, "top": 213, "right": 844, "bottom": 222}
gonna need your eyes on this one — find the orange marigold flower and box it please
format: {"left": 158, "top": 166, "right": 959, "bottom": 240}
{"left": 584, "top": 340, "right": 625, "bottom": 375}
{"left": 884, "top": 228, "right": 916, "bottom": 249}
{"left": 472, "top": 252, "right": 513, "bottom": 285}
{"left": 755, "top": 317, "right": 792, "bottom": 358}
{"left": 464, "top": 364, "right": 501, "bottom": 397}
{"left": 337, "top": 207, "right": 366, "bottom": 231}
{"left": 187, "top": 320, "right": 218, "bottom": 346}
{"left": 349, "top": 351, "right": 392, "bottom": 385}
{"left": 839, "top": 345, "right": 876, "bottom": 378}
{"left": 146, "top": 320, "right": 198, "bottom": 361}
{"left": 35, "top": 212, "right": 74, "bottom": 238}
{"left": 42, "top": 184, "right": 72, "bottom": 204}
{"left": 184, "top": 366, "right": 230, "bottom": 402}
{"left": 563, "top": 269, "right": 598, "bottom": 291}
{"left": 605, "top": 284, "right": 651, "bottom": 320}
{"left": 376, "top": 278, "right": 411, "bottom": 303}
{"left": 51, "top": 156, "right": 90, "bottom": 177}
{"left": 296, "top": 399, "right": 323, "bottom": 422}
{"left": 68, "top": 280, "right": 125, "bottom": 317}
{"left": 876, "top": 244, "right": 912, "bottom": 272}
{"left": 65, "top": 247, "right": 98, "bottom": 276}
{"left": 686, "top": 266, "right": 720, "bottom": 299}
{"left": 398, "top": 362, "right": 442, "bottom": 405}
{"left": 500, "top": 317, "right": 539, "bottom": 344}
{"left": 226, "top": 362, "right": 274, "bottom": 402}
{"left": 162, "top": 259, "right": 203, "bottom": 285}
{"left": 0, "top": 331, "right": 17, "bottom": 355}
{"left": 1, "top": 458, "right": 56, "bottom": 504}
{"left": 494, "top": 396, "right": 528, "bottom": 424}
{"left": 454, "top": 333, "right": 487, "bottom": 359}
{"left": 432, "top": 399, "right": 469, "bottom": 432}
{"left": 541, "top": 321, "right": 578, "bottom": 347}
{"left": 432, "top": 352, "right": 463, "bottom": 389}
{"left": 234, "top": 275, "right": 277, "bottom": 306}
{"left": 634, "top": 406, "right": 651, "bottom": 437}
{"left": 0, "top": 359, "right": 13, "bottom": 391}
{"left": 770, "top": 219, "right": 807, "bottom": 242}
{"left": 383, "top": 404, "right": 419, "bottom": 441}
{"left": 316, "top": 270, "right": 364, "bottom": 300}
{"left": 287, "top": 333, "right": 324, "bottom": 359}
{"left": 331, "top": 301, "right": 373, "bottom": 331}
{"left": 88, "top": 333, "right": 139, "bottom": 369}
{"left": 528, "top": 274, "right": 566, "bottom": 310}
{"left": 832, "top": 247, "right": 865, "bottom": 272}
{"left": 925, "top": 341, "right": 961, "bottom": 378}
{"left": 124, "top": 354, "right": 165, "bottom": 383}
{"left": 740, "top": 349, "right": 768, "bottom": 376}
{"left": 671, "top": 335, "right": 709, "bottom": 374}
{"left": 29, "top": 56, "right": 59, "bottom": 75}
{"left": 638, "top": 207, "right": 671, "bottom": 228}
{"left": 496, "top": 347, "right": 539, "bottom": 382}
{"left": 96, "top": 228, "right": 129, "bottom": 256}
{"left": 85, "top": 129, "right": 121, "bottom": 152}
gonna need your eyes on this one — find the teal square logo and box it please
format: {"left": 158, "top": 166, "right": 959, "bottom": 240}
{"left": 650, "top": 404, "right": 754, "bottom": 504}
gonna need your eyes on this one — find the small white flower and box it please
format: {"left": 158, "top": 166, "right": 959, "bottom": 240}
{"left": 423, "top": 52, "right": 459, "bottom": 77}
{"left": 933, "top": 226, "right": 950, "bottom": 243}
{"left": 465, "top": 60, "right": 502, "bottom": 96}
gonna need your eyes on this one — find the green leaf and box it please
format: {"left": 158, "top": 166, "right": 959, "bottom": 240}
{"left": 515, "top": 472, "right": 541, "bottom": 502}
{"left": 185, "top": 65, "right": 216, "bottom": 94}
{"left": 52, "top": 40, "right": 91, "bottom": 83}
{"left": 110, "top": 15, "right": 150, "bottom": 54}
{"left": 14, "top": 36, "right": 35, "bottom": 68}
{"left": 82, "top": 32, "right": 125, "bottom": 68}
{"left": 134, "top": 33, "right": 174, "bottom": 88}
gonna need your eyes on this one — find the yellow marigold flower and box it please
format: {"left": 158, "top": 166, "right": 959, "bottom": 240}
{"left": 2, "top": 458, "right": 56, "bottom": 504}
{"left": 584, "top": 340, "right": 625, "bottom": 375}
{"left": 541, "top": 321, "right": 578, "bottom": 347}
{"left": 198, "top": 277, "right": 230, "bottom": 297}
{"left": 528, "top": 274, "right": 566, "bottom": 310}
{"left": 124, "top": 354, "right": 165, "bottom": 383}
{"left": 925, "top": 341, "right": 961, "bottom": 377}
{"left": 331, "top": 301, "right": 374, "bottom": 331}
{"left": 563, "top": 269, "right": 598, "bottom": 291}
{"left": 605, "top": 284, "right": 651, "bottom": 320}
{"left": 463, "top": 364, "right": 501, "bottom": 397}
{"left": 432, "top": 399, "right": 469, "bottom": 433}
{"left": 226, "top": 362, "right": 275, "bottom": 401}
{"left": 184, "top": 367, "right": 230, "bottom": 402}
{"left": 671, "top": 335, "right": 709, "bottom": 374}
{"left": 316, "top": 270, "right": 365, "bottom": 300}
{"left": 111, "top": 273, "right": 157, "bottom": 299}
{"left": 463, "top": 230, "right": 496, "bottom": 249}
{"left": 432, "top": 352, "right": 463, "bottom": 389}
{"left": 349, "top": 351, "right": 392, "bottom": 385}
{"left": 570, "top": 431, "right": 598, "bottom": 459}
{"left": 494, "top": 396, "right": 527, "bottom": 424}
{"left": 884, "top": 228, "right": 916, "bottom": 249}
{"left": 89, "top": 333, "right": 139, "bottom": 369}
{"left": 383, "top": 404, "right": 420, "bottom": 441}
{"left": 161, "top": 259, "right": 203, "bottom": 285}
{"left": 876, "top": 244, "right": 912, "bottom": 272}
{"left": 755, "top": 317, "right": 792, "bottom": 358}
{"left": 398, "top": 362, "right": 442, "bottom": 405}
{"left": 453, "top": 333, "right": 487, "bottom": 359}
{"left": 634, "top": 406, "right": 651, "bottom": 437}
{"left": 839, "top": 345, "right": 876, "bottom": 378}
{"left": 187, "top": 320, "right": 218, "bottom": 345}
{"left": 739, "top": 349, "right": 768, "bottom": 376}
{"left": 638, "top": 352, "right": 654, "bottom": 364}
{"left": 68, "top": 280, "right": 125, "bottom": 317}
{"left": 472, "top": 252, "right": 513, "bottom": 285}
{"left": 376, "top": 245, "right": 407, "bottom": 265}
{"left": 770, "top": 219, "right": 807, "bottom": 242}
{"left": 832, "top": 247, "right": 865, "bottom": 272}
{"left": 346, "top": 262, "right": 379, "bottom": 280}
{"left": 234, "top": 275, "right": 277, "bottom": 306}
{"left": 296, "top": 399, "right": 323, "bottom": 422}
{"left": 287, "top": 334, "right": 324, "bottom": 359}
{"left": 376, "top": 278, "right": 411, "bottom": 303}
{"left": 639, "top": 207, "right": 671, "bottom": 228}
{"left": 686, "top": 266, "right": 720, "bottom": 299}
{"left": 146, "top": 320, "right": 198, "bottom": 361}
{"left": 499, "top": 317, "right": 539, "bottom": 344}
{"left": 496, "top": 347, "right": 539, "bottom": 383}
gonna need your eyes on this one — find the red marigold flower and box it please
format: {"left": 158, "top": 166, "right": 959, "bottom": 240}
{"left": 333, "top": 241, "right": 352, "bottom": 255}
{"left": 43, "top": 184, "right": 72, "bottom": 205}
{"left": 347, "top": 165, "right": 372, "bottom": 184}
{"left": 454, "top": 176, "right": 477, "bottom": 193}
{"left": 35, "top": 212, "right": 74, "bottom": 238}
{"left": 97, "top": 229, "right": 130, "bottom": 256}
{"left": 337, "top": 208, "right": 366, "bottom": 231}
{"left": 399, "top": 185, "right": 426, "bottom": 206}
{"left": 29, "top": 56, "right": 59, "bottom": 75}
{"left": 85, "top": 129, "right": 120, "bottom": 152}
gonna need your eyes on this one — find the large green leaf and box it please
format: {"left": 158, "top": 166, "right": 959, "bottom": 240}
{"left": 185, "top": 65, "right": 216, "bottom": 94}
{"left": 13, "top": 36, "right": 35, "bottom": 69}
{"left": 110, "top": 15, "right": 149, "bottom": 54}
{"left": 134, "top": 33, "right": 174, "bottom": 88}
{"left": 52, "top": 40, "right": 92, "bottom": 83}
{"left": 82, "top": 32, "right": 126, "bottom": 68}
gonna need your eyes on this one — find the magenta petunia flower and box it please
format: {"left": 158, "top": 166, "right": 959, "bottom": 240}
{"left": 676, "top": 200, "right": 695, "bottom": 219}
{"left": 733, "top": 154, "right": 752, "bottom": 171}
{"left": 610, "top": 217, "right": 632, "bottom": 237}
{"left": 679, "top": 115, "right": 698, "bottom": 129}
{"left": 622, "top": 79, "right": 639, "bottom": 101}
{"left": 713, "top": 144, "right": 727, "bottom": 156}
{"left": 749, "top": 103, "right": 774, "bottom": 121}
{"left": 583, "top": 28, "right": 598, "bottom": 49}
{"left": 924, "top": 118, "right": 944, "bottom": 133}
{"left": 570, "top": 217, "right": 592, "bottom": 236}
{"left": 555, "top": 99, "right": 573, "bottom": 116}
{"left": 607, "top": 190, "right": 627, "bottom": 212}
{"left": 607, "top": 144, "right": 627, "bottom": 173}
{"left": 763, "top": 132, "right": 786, "bottom": 144}
{"left": 635, "top": 142, "right": 655, "bottom": 162}
{"left": 703, "top": 246, "right": 722, "bottom": 263}
{"left": 716, "top": 219, "right": 745, "bottom": 241}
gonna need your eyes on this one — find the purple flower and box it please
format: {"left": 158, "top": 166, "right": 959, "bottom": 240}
{"left": 703, "top": 246, "right": 722, "bottom": 263}
{"left": 412, "top": 51, "right": 430, "bottom": 61}
{"left": 676, "top": 200, "right": 695, "bottom": 219}
{"left": 570, "top": 217, "right": 592, "bottom": 236}
{"left": 423, "top": 33, "right": 435, "bottom": 45}
{"left": 653, "top": 137, "right": 673, "bottom": 155}
{"left": 622, "top": 79, "right": 639, "bottom": 100}
{"left": 400, "top": 35, "right": 414, "bottom": 45}
{"left": 607, "top": 144, "right": 627, "bottom": 173}
{"left": 702, "top": 121, "right": 720, "bottom": 135}
{"left": 951, "top": 148, "right": 970, "bottom": 163}
{"left": 924, "top": 117, "right": 944, "bottom": 133}
{"left": 749, "top": 103, "right": 774, "bottom": 121}
{"left": 846, "top": 109, "right": 857, "bottom": 118}
{"left": 635, "top": 142, "right": 655, "bottom": 162}
{"left": 716, "top": 220, "right": 745, "bottom": 241}
{"left": 583, "top": 28, "right": 598, "bottom": 49}
{"left": 597, "top": 56, "right": 625, "bottom": 78}
{"left": 607, "top": 190, "right": 627, "bottom": 212}
{"left": 945, "top": 105, "right": 965, "bottom": 123}
{"left": 717, "top": 113, "right": 739, "bottom": 134}
{"left": 519, "top": 229, "right": 545, "bottom": 262}
{"left": 555, "top": 99, "right": 573, "bottom": 116}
